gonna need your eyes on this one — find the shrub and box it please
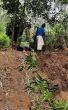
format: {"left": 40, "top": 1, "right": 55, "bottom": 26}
{"left": 45, "top": 23, "right": 67, "bottom": 49}
{"left": 0, "top": 32, "right": 10, "bottom": 48}
{"left": 45, "top": 29, "right": 56, "bottom": 48}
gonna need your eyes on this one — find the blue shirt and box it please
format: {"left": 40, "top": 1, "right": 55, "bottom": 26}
{"left": 36, "top": 27, "right": 45, "bottom": 36}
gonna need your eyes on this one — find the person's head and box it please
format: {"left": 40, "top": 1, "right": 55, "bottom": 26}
{"left": 42, "top": 23, "right": 45, "bottom": 28}
{"left": 27, "top": 24, "right": 31, "bottom": 29}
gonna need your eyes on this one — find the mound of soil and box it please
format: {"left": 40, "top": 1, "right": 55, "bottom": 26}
{"left": 37, "top": 50, "right": 68, "bottom": 101}
{"left": 0, "top": 48, "right": 68, "bottom": 110}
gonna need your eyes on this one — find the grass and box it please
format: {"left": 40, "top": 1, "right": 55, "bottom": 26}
{"left": 25, "top": 74, "right": 68, "bottom": 110}
{"left": 26, "top": 52, "right": 37, "bottom": 69}
{"left": 53, "top": 100, "right": 68, "bottom": 110}
{"left": 18, "top": 52, "right": 37, "bottom": 71}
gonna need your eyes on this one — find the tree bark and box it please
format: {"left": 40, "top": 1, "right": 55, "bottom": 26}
{"left": 18, "top": 4, "right": 26, "bottom": 38}
{"left": 12, "top": 15, "right": 16, "bottom": 40}
{"left": 11, "top": 14, "right": 16, "bottom": 47}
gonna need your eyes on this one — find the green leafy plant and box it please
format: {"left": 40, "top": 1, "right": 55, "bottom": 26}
{"left": 26, "top": 75, "right": 59, "bottom": 93}
{"left": 25, "top": 75, "right": 68, "bottom": 110}
{"left": 26, "top": 52, "right": 37, "bottom": 69}
{"left": 0, "top": 32, "right": 10, "bottom": 48}
{"left": 53, "top": 100, "right": 68, "bottom": 110}
{"left": 45, "top": 22, "right": 67, "bottom": 49}
{"left": 37, "top": 89, "right": 53, "bottom": 106}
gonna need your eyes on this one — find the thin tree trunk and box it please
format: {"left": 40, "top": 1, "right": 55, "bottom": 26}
{"left": 18, "top": 20, "right": 23, "bottom": 37}
{"left": 11, "top": 14, "right": 16, "bottom": 47}
{"left": 18, "top": 3, "right": 26, "bottom": 38}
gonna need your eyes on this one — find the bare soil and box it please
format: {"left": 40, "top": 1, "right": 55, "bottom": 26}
{"left": 0, "top": 48, "right": 68, "bottom": 110}
{"left": 37, "top": 50, "right": 68, "bottom": 101}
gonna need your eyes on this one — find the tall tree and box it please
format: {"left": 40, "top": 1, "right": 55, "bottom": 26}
{"left": 2, "top": 0, "right": 68, "bottom": 41}
{"left": 2, "top": 0, "right": 21, "bottom": 41}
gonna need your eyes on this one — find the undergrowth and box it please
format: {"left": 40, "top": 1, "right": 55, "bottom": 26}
{"left": 26, "top": 52, "right": 37, "bottom": 69}
{"left": 25, "top": 74, "right": 68, "bottom": 110}
{"left": 18, "top": 52, "right": 37, "bottom": 71}
{"left": 0, "top": 32, "right": 10, "bottom": 48}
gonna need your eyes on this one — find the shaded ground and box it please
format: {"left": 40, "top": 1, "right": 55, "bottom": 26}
{"left": 0, "top": 48, "right": 68, "bottom": 110}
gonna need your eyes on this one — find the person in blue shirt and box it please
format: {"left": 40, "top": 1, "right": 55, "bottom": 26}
{"left": 36, "top": 23, "right": 45, "bottom": 51}
{"left": 36, "top": 24, "right": 45, "bottom": 36}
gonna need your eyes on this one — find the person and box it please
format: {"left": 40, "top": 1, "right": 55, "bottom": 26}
{"left": 22, "top": 24, "right": 31, "bottom": 43}
{"left": 17, "top": 24, "right": 33, "bottom": 51}
{"left": 36, "top": 23, "right": 45, "bottom": 51}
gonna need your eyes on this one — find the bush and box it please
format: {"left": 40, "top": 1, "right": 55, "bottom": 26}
{"left": 45, "top": 23, "right": 67, "bottom": 49}
{"left": 0, "top": 32, "right": 10, "bottom": 48}
{"left": 45, "top": 29, "right": 56, "bottom": 48}
{"left": 0, "top": 22, "right": 6, "bottom": 33}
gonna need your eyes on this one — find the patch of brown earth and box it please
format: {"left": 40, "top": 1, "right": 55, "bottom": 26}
{"left": 0, "top": 49, "right": 31, "bottom": 110}
{"left": 0, "top": 49, "right": 68, "bottom": 110}
{"left": 37, "top": 50, "right": 68, "bottom": 101}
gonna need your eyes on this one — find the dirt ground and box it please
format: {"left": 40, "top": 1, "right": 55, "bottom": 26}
{"left": 0, "top": 48, "right": 68, "bottom": 110}
{"left": 37, "top": 50, "right": 68, "bottom": 102}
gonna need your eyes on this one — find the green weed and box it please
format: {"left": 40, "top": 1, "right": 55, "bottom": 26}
{"left": 26, "top": 52, "right": 37, "bottom": 69}
{"left": 25, "top": 75, "right": 68, "bottom": 110}
{"left": 53, "top": 100, "right": 68, "bottom": 110}
{"left": 37, "top": 89, "right": 53, "bottom": 106}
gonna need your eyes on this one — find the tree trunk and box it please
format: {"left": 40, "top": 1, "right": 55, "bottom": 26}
{"left": 18, "top": 3, "right": 26, "bottom": 38}
{"left": 12, "top": 16, "right": 16, "bottom": 40}
{"left": 18, "top": 20, "right": 23, "bottom": 37}
{"left": 11, "top": 14, "right": 16, "bottom": 46}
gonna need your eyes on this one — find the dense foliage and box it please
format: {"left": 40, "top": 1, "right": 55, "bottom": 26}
{"left": 1, "top": 0, "right": 65, "bottom": 40}
{"left": 45, "top": 22, "right": 68, "bottom": 48}
{"left": 0, "top": 32, "right": 10, "bottom": 48}
{"left": 0, "top": 0, "right": 68, "bottom": 48}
